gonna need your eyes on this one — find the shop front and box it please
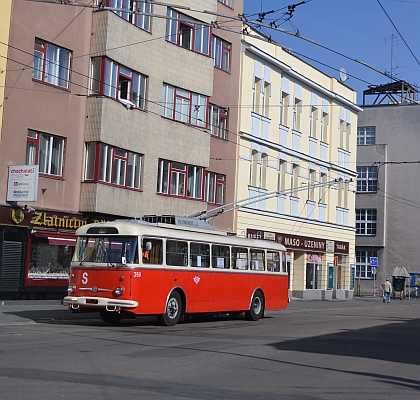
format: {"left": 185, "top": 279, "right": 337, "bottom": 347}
{"left": 247, "top": 229, "right": 352, "bottom": 300}
{"left": 0, "top": 205, "right": 88, "bottom": 299}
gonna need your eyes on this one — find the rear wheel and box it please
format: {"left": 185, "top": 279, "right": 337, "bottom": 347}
{"left": 157, "top": 291, "right": 182, "bottom": 326}
{"left": 245, "top": 290, "right": 264, "bottom": 321}
{"left": 100, "top": 310, "right": 122, "bottom": 325}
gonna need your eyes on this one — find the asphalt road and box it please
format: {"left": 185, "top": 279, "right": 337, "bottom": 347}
{"left": 0, "top": 297, "right": 419, "bottom": 400}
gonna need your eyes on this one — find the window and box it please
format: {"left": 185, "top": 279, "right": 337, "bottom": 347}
{"left": 166, "top": 240, "right": 188, "bottom": 266}
{"left": 85, "top": 142, "right": 142, "bottom": 189}
{"left": 26, "top": 130, "right": 64, "bottom": 177}
{"left": 218, "top": 0, "right": 234, "bottom": 7}
{"left": 280, "top": 92, "right": 289, "bottom": 126}
{"left": 166, "top": 9, "right": 210, "bottom": 56}
{"left": 212, "top": 245, "right": 230, "bottom": 269}
{"left": 232, "top": 247, "right": 248, "bottom": 270}
{"left": 157, "top": 159, "right": 204, "bottom": 200}
{"left": 356, "top": 209, "right": 377, "bottom": 235}
{"left": 161, "top": 83, "right": 208, "bottom": 127}
{"left": 310, "top": 107, "right": 317, "bottom": 138}
{"left": 267, "top": 251, "right": 280, "bottom": 272}
{"left": 356, "top": 166, "right": 378, "bottom": 192}
{"left": 277, "top": 160, "right": 286, "bottom": 191}
{"left": 250, "top": 249, "right": 265, "bottom": 271}
{"left": 293, "top": 98, "right": 301, "bottom": 131}
{"left": 90, "top": 57, "right": 147, "bottom": 109}
{"left": 306, "top": 253, "right": 322, "bottom": 289}
{"left": 320, "top": 112, "right": 328, "bottom": 142}
{"left": 212, "top": 36, "right": 231, "bottom": 72}
{"left": 141, "top": 238, "right": 163, "bottom": 264}
{"left": 105, "top": 1, "right": 151, "bottom": 31}
{"left": 319, "top": 172, "right": 327, "bottom": 203}
{"left": 209, "top": 105, "right": 228, "bottom": 139}
{"left": 205, "top": 172, "right": 225, "bottom": 205}
{"left": 356, "top": 250, "right": 377, "bottom": 279}
{"left": 357, "top": 126, "right": 376, "bottom": 145}
{"left": 32, "top": 38, "right": 71, "bottom": 89}
{"left": 190, "top": 242, "right": 210, "bottom": 267}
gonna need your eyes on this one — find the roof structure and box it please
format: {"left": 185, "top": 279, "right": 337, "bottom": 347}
{"left": 362, "top": 80, "right": 418, "bottom": 106}
{"left": 389, "top": 266, "right": 411, "bottom": 278}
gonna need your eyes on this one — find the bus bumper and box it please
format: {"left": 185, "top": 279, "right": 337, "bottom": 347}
{"left": 63, "top": 296, "right": 139, "bottom": 309}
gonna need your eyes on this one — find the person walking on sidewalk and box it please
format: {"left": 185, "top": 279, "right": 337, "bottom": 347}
{"left": 382, "top": 278, "right": 392, "bottom": 303}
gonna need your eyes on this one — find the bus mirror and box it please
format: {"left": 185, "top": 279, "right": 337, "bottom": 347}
{"left": 145, "top": 241, "right": 152, "bottom": 251}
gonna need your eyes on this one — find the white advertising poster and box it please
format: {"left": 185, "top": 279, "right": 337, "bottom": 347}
{"left": 6, "top": 165, "right": 39, "bottom": 202}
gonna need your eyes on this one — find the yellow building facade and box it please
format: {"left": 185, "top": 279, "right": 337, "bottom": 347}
{"left": 0, "top": 0, "right": 13, "bottom": 144}
{"left": 235, "top": 33, "right": 361, "bottom": 300}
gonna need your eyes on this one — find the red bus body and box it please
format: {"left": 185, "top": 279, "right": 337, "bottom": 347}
{"left": 63, "top": 219, "right": 288, "bottom": 325}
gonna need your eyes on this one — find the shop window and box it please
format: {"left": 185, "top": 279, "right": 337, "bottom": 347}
{"left": 306, "top": 253, "right": 322, "bottom": 289}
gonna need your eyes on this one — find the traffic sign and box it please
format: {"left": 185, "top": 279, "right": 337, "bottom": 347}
{"left": 370, "top": 257, "right": 378, "bottom": 267}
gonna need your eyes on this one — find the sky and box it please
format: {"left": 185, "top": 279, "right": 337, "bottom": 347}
{"left": 242, "top": 0, "right": 420, "bottom": 105}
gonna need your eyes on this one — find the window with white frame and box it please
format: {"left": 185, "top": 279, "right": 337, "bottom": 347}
{"left": 280, "top": 91, "right": 289, "bottom": 126}
{"left": 205, "top": 172, "right": 225, "bottom": 205}
{"left": 310, "top": 107, "right": 317, "bottom": 138}
{"left": 105, "top": 1, "right": 151, "bottom": 31}
{"left": 209, "top": 104, "right": 228, "bottom": 139}
{"left": 26, "top": 130, "right": 65, "bottom": 177}
{"left": 90, "top": 57, "right": 147, "bottom": 109}
{"left": 157, "top": 159, "right": 204, "bottom": 199}
{"left": 161, "top": 83, "right": 208, "bottom": 127}
{"left": 218, "top": 0, "right": 234, "bottom": 7}
{"left": 356, "top": 250, "right": 377, "bottom": 279}
{"left": 293, "top": 98, "right": 301, "bottom": 131}
{"left": 32, "top": 38, "right": 71, "bottom": 89}
{"left": 166, "top": 9, "right": 210, "bottom": 55}
{"left": 277, "top": 159, "right": 286, "bottom": 191}
{"left": 357, "top": 126, "right": 376, "bottom": 145}
{"left": 320, "top": 112, "right": 328, "bottom": 142}
{"left": 356, "top": 209, "right": 377, "bottom": 235}
{"left": 212, "top": 36, "right": 231, "bottom": 72}
{"left": 356, "top": 166, "right": 378, "bottom": 192}
{"left": 84, "top": 142, "right": 142, "bottom": 189}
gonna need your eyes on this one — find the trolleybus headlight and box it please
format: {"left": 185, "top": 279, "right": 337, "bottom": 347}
{"left": 114, "top": 286, "right": 124, "bottom": 296}
{"left": 67, "top": 284, "right": 76, "bottom": 293}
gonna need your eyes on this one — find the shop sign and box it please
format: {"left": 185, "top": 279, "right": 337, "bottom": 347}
{"left": 31, "top": 211, "right": 88, "bottom": 230}
{"left": 247, "top": 229, "right": 349, "bottom": 254}
{"left": 6, "top": 165, "right": 39, "bottom": 202}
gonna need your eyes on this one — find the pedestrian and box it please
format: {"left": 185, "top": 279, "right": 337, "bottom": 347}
{"left": 382, "top": 278, "right": 392, "bottom": 303}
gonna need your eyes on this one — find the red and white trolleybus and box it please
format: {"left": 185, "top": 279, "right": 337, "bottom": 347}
{"left": 63, "top": 216, "right": 288, "bottom": 325}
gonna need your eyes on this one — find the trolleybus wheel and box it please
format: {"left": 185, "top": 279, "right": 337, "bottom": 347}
{"left": 158, "top": 291, "right": 182, "bottom": 326}
{"left": 245, "top": 290, "right": 264, "bottom": 321}
{"left": 100, "top": 310, "right": 122, "bottom": 325}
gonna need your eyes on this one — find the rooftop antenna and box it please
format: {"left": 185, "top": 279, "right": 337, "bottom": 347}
{"left": 384, "top": 33, "right": 401, "bottom": 80}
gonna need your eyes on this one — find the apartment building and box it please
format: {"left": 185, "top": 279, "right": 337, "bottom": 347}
{"left": 356, "top": 82, "right": 420, "bottom": 296}
{"left": 235, "top": 30, "right": 360, "bottom": 299}
{"left": 0, "top": 1, "right": 242, "bottom": 298}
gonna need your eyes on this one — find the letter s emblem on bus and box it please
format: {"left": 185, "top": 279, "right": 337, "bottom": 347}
{"left": 82, "top": 272, "right": 88, "bottom": 285}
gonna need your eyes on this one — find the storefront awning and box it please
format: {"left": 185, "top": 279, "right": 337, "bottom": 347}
{"left": 33, "top": 231, "right": 76, "bottom": 246}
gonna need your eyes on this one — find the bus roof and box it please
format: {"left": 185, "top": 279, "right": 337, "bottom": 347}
{"left": 75, "top": 219, "right": 286, "bottom": 251}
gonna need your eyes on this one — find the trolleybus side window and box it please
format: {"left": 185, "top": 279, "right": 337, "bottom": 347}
{"left": 232, "top": 246, "right": 248, "bottom": 270}
{"left": 250, "top": 249, "right": 265, "bottom": 271}
{"left": 166, "top": 240, "right": 188, "bottom": 266}
{"left": 142, "top": 238, "right": 163, "bottom": 264}
{"left": 267, "top": 251, "right": 280, "bottom": 272}
{"left": 190, "top": 242, "right": 210, "bottom": 268}
{"left": 212, "top": 244, "right": 230, "bottom": 269}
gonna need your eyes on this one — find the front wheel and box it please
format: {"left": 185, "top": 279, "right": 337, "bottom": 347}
{"left": 100, "top": 310, "right": 122, "bottom": 325}
{"left": 157, "top": 291, "right": 182, "bottom": 326}
{"left": 245, "top": 290, "right": 264, "bottom": 321}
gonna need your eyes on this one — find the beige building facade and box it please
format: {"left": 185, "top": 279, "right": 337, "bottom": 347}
{"left": 235, "top": 32, "right": 361, "bottom": 299}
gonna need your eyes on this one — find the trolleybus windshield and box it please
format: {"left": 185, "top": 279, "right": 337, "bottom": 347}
{"left": 74, "top": 236, "right": 138, "bottom": 265}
